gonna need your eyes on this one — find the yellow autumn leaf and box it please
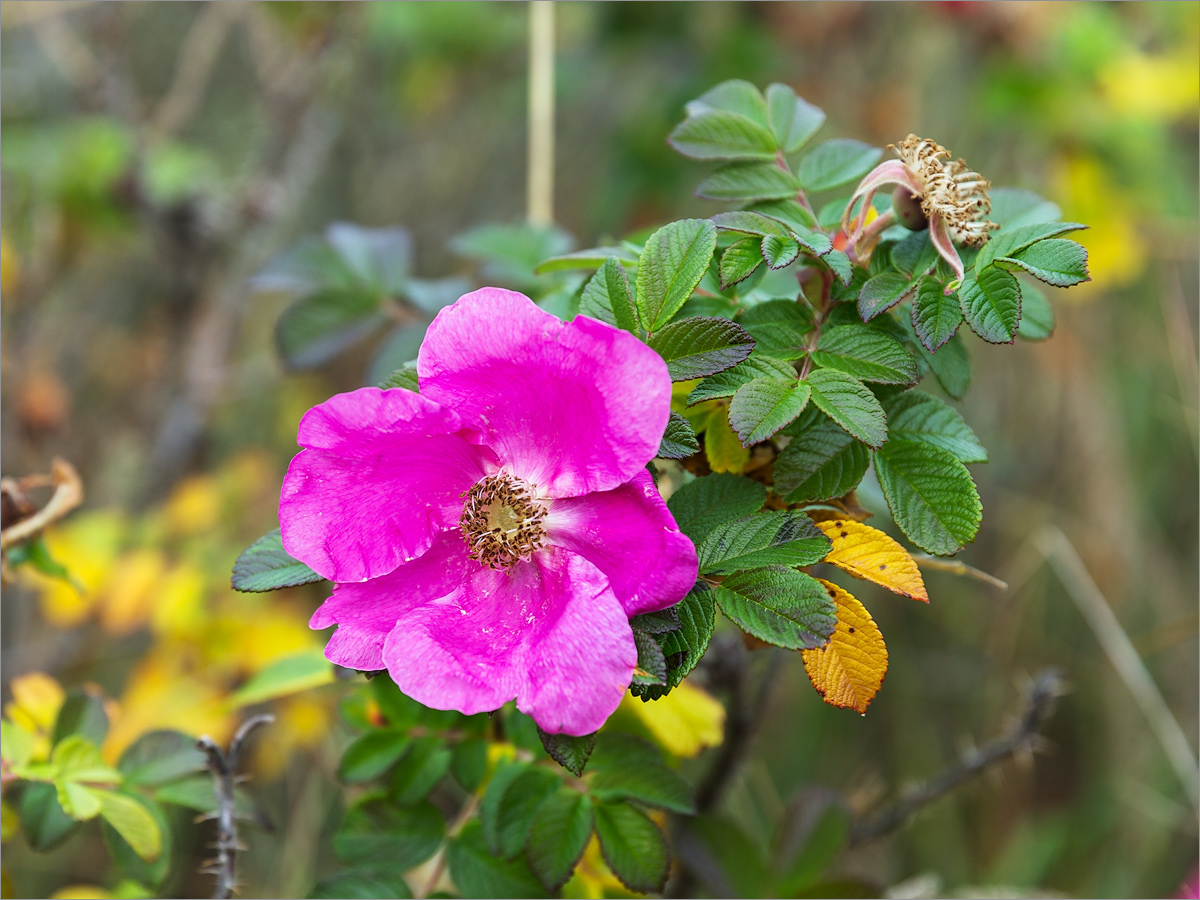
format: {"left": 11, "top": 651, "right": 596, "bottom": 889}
{"left": 5, "top": 672, "right": 65, "bottom": 759}
{"left": 620, "top": 678, "right": 725, "bottom": 758}
{"left": 32, "top": 511, "right": 127, "bottom": 627}
{"left": 803, "top": 579, "right": 888, "bottom": 714}
{"left": 704, "top": 404, "right": 749, "bottom": 474}
{"left": 812, "top": 516, "right": 928, "bottom": 602}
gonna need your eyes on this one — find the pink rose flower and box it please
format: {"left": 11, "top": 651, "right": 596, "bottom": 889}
{"left": 279, "top": 287, "right": 699, "bottom": 735}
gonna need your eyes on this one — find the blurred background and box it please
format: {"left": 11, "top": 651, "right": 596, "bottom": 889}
{"left": 1, "top": 2, "right": 1197, "bottom": 897}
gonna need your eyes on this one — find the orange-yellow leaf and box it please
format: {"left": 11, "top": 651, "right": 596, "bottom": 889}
{"left": 803, "top": 579, "right": 888, "bottom": 713}
{"left": 813, "top": 517, "right": 927, "bottom": 602}
{"left": 704, "top": 405, "right": 749, "bottom": 474}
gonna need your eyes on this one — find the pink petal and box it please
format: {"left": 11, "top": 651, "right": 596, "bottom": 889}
{"left": 544, "top": 469, "right": 698, "bottom": 617}
{"left": 843, "top": 160, "right": 921, "bottom": 240}
{"left": 280, "top": 387, "right": 496, "bottom": 583}
{"left": 418, "top": 288, "right": 671, "bottom": 498}
{"left": 930, "top": 215, "right": 966, "bottom": 284}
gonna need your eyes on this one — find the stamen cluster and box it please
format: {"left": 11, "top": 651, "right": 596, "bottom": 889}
{"left": 892, "top": 135, "right": 997, "bottom": 247}
{"left": 459, "top": 473, "right": 548, "bottom": 571}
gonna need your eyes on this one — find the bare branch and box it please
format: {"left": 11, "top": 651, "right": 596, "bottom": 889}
{"left": 912, "top": 553, "right": 1008, "bottom": 590}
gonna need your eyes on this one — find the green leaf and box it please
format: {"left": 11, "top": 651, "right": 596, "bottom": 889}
{"left": 453, "top": 221, "right": 573, "bottom": 289}
{"left": 761, "top": 234, "right": 801, "bottom": 269}
{"left": 658, "top": 412, "right": 699, "bottom": 460}
{"left": 728, "top": 378, "right": 810, "bottom": 444}
{"left": 533, "top": 245, "right": 637, "bottom": 274}
{"left": 231, "top": 529, "right": 323, "bottom": 593}
{"left": 857, "top": 271, "right": 918, "bottom": 321}
{"left": 580, "top": 256, "right": 640, "bottom": 333}
{"left": 959, "top": 267, "right": 1022, "bottom": 344}
{"left": 975, "top": 221, "right": 1086, "bottom": 272}
{"left": 738, "top": 300, "right": 814, "bottom": 360}
{"left": 326, "top": 222, "right": 412, "bottom": 295}
{"left": 713, "top": 567, "right": 836, "bottom": 650}
{"left": 275, "top": 289, "right": 385, "bottom": 369}
{"left": 636, "top": 219, "right": 718, "bottom": 332}
{"left": 999, "top": 239, "right": 1090, "bottom": 287}
{"left": 988, "top": 187, "right": 1062, "bottom": 228}
{"left": 804, "top": 369, "right": 887, "bottom": 449}
{"left": 719, "top": 238, "right": 766, "bottom": 289}
{"left": 697, "top": 161, "right": 799, "bottom": 202}
{"left": 367, "top": 324, "right": 426, "bottom": 387}
{"left": 451, "top": 739, "right": 489, "bottom": 793}
{"left": 480, "top": 762, "right": 529, "bottom": 853}
{"left": 753, "top": 198, "right": 821, "bottom": 233}
{"left": 923, "top": 331, "right": 971, "bottom": 399}
{"left": 774, "top": 408, "right": 871, "bottom": 503}
{"left": 1016, "top": 281, "right": 1054, "bottom": 340}
{"left": 95, "top": 790, "right": 161, "bottom": 862}
{"left": 153, "top": 774, "right": 251, "bottom": 816}
{"left": 491, "top": 767, "right": 561, "bottom": 859}
{"left": 686, "top": 80, "right": 769, "bottom": 123}
{"left": 667, "top": 474, "right": 766, "bottom": 543}
{"left": 765, "top": 83, "right": 826, "bottom": 153}
{"left": 648, "top": 316, "right": 755, "bottom": 381}
{"left": 630, "top": 584, "right": 716, "bottom": 700}
{"left": 891, "top": 230, "right": 939, "bottom": 278}
{"left": 20, "top": 781, "right": 80, "bottom": 851}
{"left": 1, "top": 720, "right": 35, "bottom": 768}
{"left": 390, "top": 736, "right": 452, "bottom": 806}
{"left": 689, "top": 354, "right": 796, "bottom": 404}
{"left": 812, "top": 325, "right": 918, "bottom": 384}
{"left": 53, "top": 735, "right": 121, "bottom": 786}
{"left": 252, "top": 235, "right": 357, "bottom": 295}
{"left": 668, "top": 110, "right": 778, "bottom": 161}
{"left": 629, "top": 606, "right": 682, "bottom": 635}
{"left": 335, "top": 798, "right": 444, "bottom": 872}
{"left": 101, "top": 791, "right": 171, "bottom": 886}
{"left": 698, "top": 510, "right": 830, "bottom": 574}
{"left": 590, "top": 757, "right": 695, "bottom": 815}
{"left": 822, "top": 249, "right": 854, "bottom": 285}
{"left": 874, "top": 440, "right": 982, "bottom": 556}
{"left": 53, "top": 688, "right": 109, "bottom": 747}
{"left": 228, "top": 648, "right": 333, "bottom": 707}
{"left": 309, "top": 872, "right": 413, "bottom": 899}
{"left": 57, "top": 781, "right": 102, "bottom": 820}
{"left": 526, "top": 790, "right": 594, "bottom": 892}
{"left": 593, "top": 802, "right": 670, "bottom": 894}
{"left": 118, "top": 730, "right": 206, "bottom": 788}
{"left": 537, "top": 730, "right": 596, "bottom": 778}
{"left": 712, "top": 209, "right": 794, "bottom": 239}
{"left": 881, "top": 390, "right": 987, "bottom": 463}
{"left": 910, "top": 276, "right": 963, "bottom": 352}
{"left": 797, "top": 140, "right": 882, "bottom": 192}
{"left": 632, "top": 630, "right": 668, "bottom": 687}
{"left": 447, "top": 822, "right": 549, "bottom": 899}
{"left": 338, "top": 730, "right": 411, "bottom": 784}
{"left": 379, "top": 362, "right": 420, "bottom": 392}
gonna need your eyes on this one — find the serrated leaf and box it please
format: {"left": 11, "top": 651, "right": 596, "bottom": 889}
{"left": 802, "top": 580, "right": 888, "bottom": 713}
{"left": 636, "top": 219, "right": 718, "bottom": 332}
{"left": 368, "top": 324, "right": 427, "bottom": 387}
{"left": 326, "top": 222, "right": 411, "bottom": 295}
{"left": 534, "top": 246, "right": 638, "bottom": 274}
{"left": 590, "top": 757, "right": 695, "bottom": 815}
{"left": 338, "top": 730, "right": 411, "bottom": 783}
{"left": 774, "top": 409, "right": 871, "bottom": 503}
{"left": 689, "top": 355, "right": 797, "bottom": 404}
{"left": 657, "top": 412, "right": 699, "bottom": 460}
{"left": 526, "top": 790, "right": 594, "bottom": 891}
{"left": 999, "top": 239, "right": 1090, "bottom": 287}
{"left": 989, "top": 188, "right": 1062, "bottom": 228}
{"left": 728, "top": 377, "right": 810, "bottom": 444}
{"left": 752, "top": 197, "right": 820, "bottom": 232}
{"left": 275, "top": 289, "right": 385, "bottom": 369}
{"left": 975, "top": 221, "right": 1086, "bottom": 272}
{"left": 712, "top": 209, "right": 795, "bottom": 240}
{"left": 594, "top": 802, "right": 670, "bottom": 894}
{"left": 910, "top": 276, "right": 963, "bottom": 352}
{"left": 697, "top": 160, "right": 800, "bottom": 202}
{"left": 100, "top": 789, "right": 171, "bottom": 887}
{"left": 714, "top": 566, "right": 836, "bottom": 650}
{"left": 698, "top": 510, "right": 830, "bottom": 574}
{"left": 874, "top": 440, "right": 982, "bottom": 556}
{"left": 629, "top": 606, "right": 682, "bottom": 635}
{"left": 891, "top": 230, "right": 940, "bottom": 278}
{"left": 537, "top": 730, "right": 597, "bottom": 777}
{"left": 632, "top": 630, "right": 668, "bottom": 686}
{"left": 448, "top": 822, "right": 549, "bottom": 899}
{"left": 630, "top": 584, "right": 716, "bottom": 700}
{"left": 336, "top": 799, "right": 443, "bottom": 872}
{"left": 648, "top": 316, "right": 755, "bottom": 381}
{"left": 378, "top": 363, "right": 419, "bottom": 392}
{"left": 687, "top": 79, "right": 769, "bottom": 124}
{"left": 95, "top": 790, "right": 161, "bottom": 862}
{"left": 668, "top": 110, "right": 778, "bottom": 161}
{"left": 719, "top": 238, "right": 766, "bottom": 289}
{"left": 667, "top": 474, "right": 767, "bottom": 543}
{"left": 811, "top": 325, "right": 918, "bottom": 384}
{"left": 959, "top": 267, "right": 1022, "bottom": 344}
{"left": 811, "top": 517, "right": 928, "bottom": 601}
{"left": 738, "top": 300, "right": 814, "bottom": 360}
{"left": 881, "top": 389, "right": 987, "bottom": 463}
{"left": 804, "top": 369, "right": 887, "bottom": 449}
{"left": 703, "top": 405, "right": 750, "bottom": 473}
{"left": 118, "top": 730, "right": 206, "bottom": 787}
{"left": 310, "top": 872, "right": 413, "bottom": 899}
{"left": 580, "top": 256, "right": 640, "bottom": 333}
{"left": 232, "top": 529, "right": 323, "bottom": 592}
{"left": 390, "top": 736, "right": 452, "bottom": 806}
{"left": 798, "top": 139, "right": 882, "bottom": 192}
{"left": 921, "top": 330, "right": 971, "bottom": 399}
{"left": 765, "top": 83, "right": 826, "bottom": 153}
{"left": 493, "top": 767, "right": 561, "bottom": 859}
{"left": 228, "top": 648, "right": 333, "bottom": 707}
{"left": 1015, "top": 281, "right": 1054, "bottom": 340}
{"left": 857, "top": 271, "right": 918, "bottom": 321}
{"left": 761, "top": 234, "right": 801, "bottom": 269}
{"left": 822, "top": 249, "right": 854, "bottom": 285}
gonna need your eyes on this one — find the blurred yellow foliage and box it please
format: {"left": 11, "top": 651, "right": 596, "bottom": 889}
{"left": 4, "top": 672, "right": 65, "bottom": 760}
{"left": 621, "top": 679, "right": 725, "bottom": 758}
{"left": 1052, "top": 154, "right": 1146, "bottom": 291}
{"left": 0, "top": 235, "right": 16, "bottom": 294}
{"left": 1099, "top": 50, "right": 1200, "bottom": 122}
{"left": 564, "top": 835, "right": 627, "bottom": 899}
{"left": 162, "top": 474, "right": 223, "bottom": 537}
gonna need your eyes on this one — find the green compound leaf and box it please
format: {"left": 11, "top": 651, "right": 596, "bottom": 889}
{"left": 451, "top": 739, "right": 488, "bottom": 793}
{"left": 881, "top": 389, "right": 987, "bottom": 464}
{"left": 580, "top": 256, "right": 639, "bottom": 333}
{"left": 811, "top": 325, "right": 918, "bottom": 385}
{"left": 594, "top": 801, "right": 670, "bottom": 895}
{"left": 657, "top": 412, "right": 699, "bottom": 460}
{"left": 534, "top": 245, "right": 638, "bottom": 275}
{"left": 728, "top": 377, "right": 810, "bottom": 444}
{"left": 629, "top": 583, "right": 716, "bottom": 700}
{"left": 590, "top": 745, "right": 695, "bottom": 814}
{"left": 232, "top": 529, "right": 323, "bottom": 593}
{"left": 804, "top": 369, "right": 887, "bottom": 449}
{"left": 629, "top": 606, "right": 682, "bottom": 635}
{"left": 667, "top": 474, "right": 767, "bottom": 544}
{"left": 892, "top": 230, "right": 940, "bottom": 278}
{"left": 760, "top": 234, "right": 801, "bottom": 269}
{"left": 774, "top": 408, "right": 872, "bottom": 503}
{"left": 999, "top": 239, "right": 1090, "bottom": 287}
{"left": 448, "top": 821, "right": 549, "bottom": 899}
{"left": 117, "top": 730, "right": 206, "bottom": 788}
{"left": 738, "top": 300, "right": 814, "bottom": 360}
{"left": 719, "top": 238, "right": 766, "bottom": 289}
{"left": 390, "top": 736, "right": 452, "bottom": 806}
{"left": 874, "top": 439, "right": 982, "bottom": 556}
{"left": 857, "top": 271, "right": 918, "bottom": 321}
{"left": 959, "top": 267, "right": 1022, "bottom": 344}
{"left": 797, "top": 139, "right": 882, "bottom": 192}
{"left": 713, "top": 566, "right": 836, "bottom": 650}
{"left": 698, "top": 509, "right": 830, "bottom": 574}
{"left": 537, "top": 729, "right": 597, "bottom": 778}
{"left": 712, "top": 209, "right": 795, "bottom": 239}
{"left": 636, "top": 219, "right": 718, "bottom": 332}
{"left": 910, "top": 276, "right": 963, "bottom": 352}
{"left": 765, "top": 82, "right": 826, "bottom": 153}
{"left": 337, "top": 730, "right": 411, "bottom": 784}
{"left": 822, "top": 249, "right": 854, "bottom": 285}
{"left": 648, "top": 316, "right": 755, "bottom": 381}
{"left": 631, "top": 630, "right": 668, "bottom": 686}
{"left": 334, "top": 798, "right": 444, "bottom": 872}
{"left": 275, "top": 289, "right": 385, "bottom": 370}
{"left": 1016, "top": 281, "right": 1055, "bottom": 340}
{"left": 378, "top": 363, "right": 419, "bottom": 392}
{"left": 975, "top": 221, "right": 1086, "bottom": 272}
{"left": 526, "top": 790, "right": 594, "bottom": 892}
{"left": 668, "top": 110, "right": 778, "bottom": 161}
{"left": 697, "top": 160, "right": 800, "bottom": 202}
{"left": 689, "top": 354, "right": 796, "bottom": 404}
{"left": 491, "top": 767, "right": 562, "bottom": 860}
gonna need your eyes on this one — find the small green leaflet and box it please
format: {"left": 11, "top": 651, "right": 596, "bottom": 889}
{"left": 333, "top": 798, "right": 443, "bottom": 873}
{"left": 448, "top": 822, "right": 548, "bottom": 899}
{"left": 822, "top": 249, "right": 853, "bottom": 285}
{"left": 667, "top": 475, "right": 767, "bottom": 544}
{"left": 536, "top": 730, "right": 596, "bottom": 777}
{"left": 648, "top": 316, "right": 755, "bottom": 381}
{"left": 719, "top": 238, "right": 766, "bottom": 289}
{"left": 525, "top": 790, "right": 594, "bottom": 892}
{"left": 686, "top": 79, "right": 769, "bottom": 123}
{"left": 761, "top": 234, "right": 801, "bottom": 269}
{"left": 697, "top": 510, "right": 830, "bottom": 574}
{"left": 738, "top": 300, "right": 814, "bottom": 360}
{"left": 589, "top": 738, "right": 695, "bottom": 814}
{"left": 594, "top": 801, "right": 670, "bottom": 894}
{"left": 697, "top": 160, "right": 800, "bottom": 203}
{"left": 232, "top": 529, "right": 323, "bottom": 592}
{"left": 874, "top": 439, "right": 982, "bottom": 556}
{"left": 379, "top": 362, "right": 420, "bottom": 392}
{"left": 910, "top": 276, "right": 963, "bottom": 352}
{"left": 712, "top": 209, "right": 831, "bottom": 256}
{"left": 891, "top": 230, "right": 939, "bottom": 278}
{"left": 857, "top": 271, "right": 918, "bottom": 321}
{"left": 974, "top": 221, "right": 1086, "bottom": 272}
{"left": 882, "top": 389, "right": 987, "bottom": 464}
{"left": 811, "top": 325, "right": 918, "bottom": 384}
{"left": 1016, "top": 281, "right": 1054, "bottom": 340}
{"left": 713, "top": 567, "right": 836, "bottom": 650}
{"left": 275, "top": 289, "right": 386, "bottom": 370}
{"left": 636, "top": 219, "right": 718, "bottom": 332}
{"left": 389, "top": 739, "right": 451, "bottom": 806}
{"left": 728, "top": 377, "right": 810, "bottom": 444}
{"left": 797, "top": 139, "right": 882, "bottom": 192}
{"left": 657, "top": 412, "right": 699, "bottom": 460}
{"left": 629, "top": 583, "right": 716, "bottom": 700}
{"left": 580, "top": 257, "right": 639, "bottom": 333}
{"left": 668, "top": 110, "right": 778, "bottom": 161}
{"left": 689, "top": 354, "right": 797, "bottom": 404}
{"left": 998, "top": 239, "right": 1090, "bottom": 287}
{"left": 534, "top": 245, "right": 638, "bottom": 274}
{"left": 337, "top": 731, "right": 411, "bottom": 783}
{"left": 804, "top": 369, "right": 887, "bottom": 449}
{"left": 631, "top": 630, "right": 668, "bottom": 686}
{"left": 773, "top": 408, "right": 871, "bottom": 503}
{"left": 765, "top": 82, "right": 826, "bottom": 153}
{"left": 959, "top": 267, "right": 1022, "bottom": 344}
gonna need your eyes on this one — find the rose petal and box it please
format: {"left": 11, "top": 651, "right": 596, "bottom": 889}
{"left": 280, "top": 387, "right": 495, "bottom": 583}
{"left": 843, "top": 159, "right": 923, "bottom": 242}
{"left": 418, "top": 288, "right": 671, "bottom": 497}
{"left": 930, "top": 214, "right": 966, "bottom": 284}
{"left": 544, "top": 469, "right": 698, "bottom": 617}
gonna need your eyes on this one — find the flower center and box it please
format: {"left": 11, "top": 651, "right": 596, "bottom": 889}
{"left": 459, "top": 473, "right": 547, "bottom": 570}
{"left": 892, "top": 134, "right": 997, "bottom": 247}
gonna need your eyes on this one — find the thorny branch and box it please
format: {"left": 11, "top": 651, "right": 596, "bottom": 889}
{"left": 849, "top": 669, "right": 1066, "bottom": 845}
{"left": 197, "top": 715, "right": 274, "bottom": 900}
